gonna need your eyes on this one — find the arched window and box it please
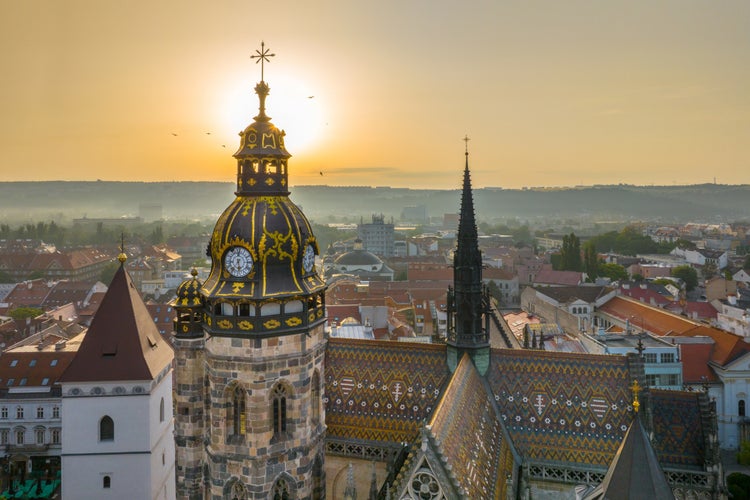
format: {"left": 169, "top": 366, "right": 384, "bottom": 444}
{"left": 99, "top": 416, "right": 114, "bottom": 441}
{"left": 272, "top": 384, "right": 288, "bottom": 438}
{"left": 229, "top": 480, "right": 247, "bottom": 500}
{"left": 740, "top": 399, "right": 746, "bottom": 417}
{"left": 311, "top": 371, "right": 320, "bottom": 424}
{"left": 103, "top": 476, "right": 111, "bottom": 488}
{"left": 159, "top": 397, "right": 165, "bottom": 422}
{"left": 272, "top": 478, "right": 290, "bottom": 500}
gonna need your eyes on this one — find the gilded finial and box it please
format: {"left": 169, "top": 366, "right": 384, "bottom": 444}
{"left": 251, "top": 41, "right": 275, "bottom": 121}
{"left": 191, "top": 267, "right": 198, "bottom": 278}
{"left": 463, "top": 135, "right": 470, "bottom": 156}
{"left": 117, "top": 233, "right": 127, "bottom": 264}
{"left": 251, "top": 41, "right": 275, "bottom": 83}
{"left": 631, "top": 379, "right": 641, "bottom": 413}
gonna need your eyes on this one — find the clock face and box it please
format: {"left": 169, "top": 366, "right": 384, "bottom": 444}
{"left": 224, "top": 246, "right": 253, "bottom": 278}
{"left": 302, "top": 244, "right": 315, "bottom": 273}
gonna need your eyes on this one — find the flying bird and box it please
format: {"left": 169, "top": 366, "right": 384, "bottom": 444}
{"left": 319, "top": 171, "right": 323, "bottom": 176}
{"left": 171, "top": 133, "right": 178, "bottom": 136}
{"left": 206, "top": 132, "right": 211, "bottom": 135}
{"left": 308, "top": 96, "right": 314, "bottom": 99}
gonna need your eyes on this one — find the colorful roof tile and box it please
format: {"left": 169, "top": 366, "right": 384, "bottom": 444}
{"left": 324, "top": 338, "right": 448, "bottom": 444}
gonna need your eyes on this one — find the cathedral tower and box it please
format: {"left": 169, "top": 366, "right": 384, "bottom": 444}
{"left": 173, "top": 44, "right": 327, "bottom": 500}
{"left": 446, "top": 140, "right": 490, "bottom": 375}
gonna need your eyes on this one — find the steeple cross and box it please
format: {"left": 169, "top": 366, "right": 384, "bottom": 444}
{"left": 251, "top": 41, "right": 275, "bottom": 82}
{"left": 463, "top": 135, "right": 470, "bottom": 155}
{"left": 631, "top": 379, "right": 641, "bottom": 413}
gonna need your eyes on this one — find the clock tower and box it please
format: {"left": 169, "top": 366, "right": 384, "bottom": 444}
{"left": 173, "top": 43, "right": 327, "bottom": 500}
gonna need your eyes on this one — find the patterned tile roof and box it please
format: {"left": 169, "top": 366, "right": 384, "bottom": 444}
{"left": 429, "top": 355, "right": 514, "bottom": 499}
{"left": 487, "top": 348, "right": 636, "bottom": 467}
{"left": 324, "top": 338, "right": 448, "bottom": 444}
{"left": 650, "top": 389, "right": 706, "bottom": 468}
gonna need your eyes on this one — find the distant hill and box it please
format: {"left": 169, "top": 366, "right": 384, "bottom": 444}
{"left": 0, "top": 181, "right": 748, "bottom": 224}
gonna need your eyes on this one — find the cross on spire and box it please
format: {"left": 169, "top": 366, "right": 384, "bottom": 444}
{"left": 463, "top": 135, "right": 470, "bottom": 155}
{"left": 251, "top": 41, "right": 275, "bottom": 82}
{"left": 631, "top": 379, "right": 641, "bottom": 413}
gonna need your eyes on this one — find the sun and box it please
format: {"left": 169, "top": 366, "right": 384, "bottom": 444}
{"left": 219, "top": 74, "right": 324, "bottom": 155}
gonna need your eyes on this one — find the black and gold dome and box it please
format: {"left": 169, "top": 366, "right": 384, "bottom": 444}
{"left": 176, "top": 268, "right": 202, "bottom": 307}
{"left": 199, "top": 61, "right": 326, "bottom": 339}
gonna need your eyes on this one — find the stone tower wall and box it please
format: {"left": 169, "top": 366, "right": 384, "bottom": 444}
{"left": 204, "top": 323, "right": 327, "bottom": 500}
{"left": 173, "top": 336, "right": 206, "bottom": 500}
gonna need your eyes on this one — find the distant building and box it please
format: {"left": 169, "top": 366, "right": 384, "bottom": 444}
{"left": 138, "top": 203, "right": 163, "bottom": 223}
{"left": 358, "top": 214, "right": 394, "bottom": 257}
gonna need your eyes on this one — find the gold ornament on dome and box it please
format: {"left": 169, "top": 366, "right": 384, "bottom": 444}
{"left": 265, "top": 177, "right": 275, "bottom": 186}
{"left": 308, "top": 312, "right": 316, "bottom": 322}
{"left": 317, "top": 309, "right": 324, "bottom": 318}
{"left": 238, "top": 320, "right": 253, "bottom": 331}
{"left": 263, "top": 319, "right": 281, "bottom": 330}
{"left": 182, "top": 324, "right": 189, "bottom": 333}
{"left": 218, "top": 319, "right": 233, "bottom": 330}
{"left": 232, "top": 282, "right": 245, "bottom": 293}
{"left": 285, "top": 317, "right": 302, "bottom": 327}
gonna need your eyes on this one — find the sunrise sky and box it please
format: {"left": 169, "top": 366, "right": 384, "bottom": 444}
{"left": 1, "top": 1, "right": 748, "bottom": 189}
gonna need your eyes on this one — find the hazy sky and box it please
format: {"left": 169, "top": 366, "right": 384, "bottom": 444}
{"left": 1, "top": 1, "right": 748, "bottom": 189}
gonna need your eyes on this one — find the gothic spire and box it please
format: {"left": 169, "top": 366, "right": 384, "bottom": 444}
{"left": 447, "top": 138, "right": 490, "bottom": 375}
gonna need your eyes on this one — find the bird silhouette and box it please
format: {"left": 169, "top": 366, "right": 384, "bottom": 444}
{"left": 319, "top": 171, "right": 323, "bottom": 176}
{"left": 308, "top": 96, "right": 314, "bottom": 99}
{"left": 206, "top": 132, "right": 211, "bottom": 135}
{"left": 171, "top": 133, "right": 178, "bottom": 136}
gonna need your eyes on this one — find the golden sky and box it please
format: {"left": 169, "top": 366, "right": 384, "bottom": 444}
{"left": 1, "top": 1, "right": 748, "bottom": 189}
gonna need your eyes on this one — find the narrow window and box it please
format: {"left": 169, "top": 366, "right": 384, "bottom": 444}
{"left": 159, "top": 397, "right": 165, "bottom": 422}
{"left": 100, "top": 416, "right": 114, "bottom": 441}
{"left": 272, "top": 384, "right": 288, "bottom": 437}
{"left": 16, "top": 407, "right": 23, "bottom": 419}
{"left": 36, "top": 428, "right": 45, "bottom": 444}
{"left": 311, "top": 372, "right": 320, "bottom": 424}
{"left": 233, "top": 386, "right": 246, "bottom": 437}
{"left": 740, "top": 400, "right": 746, "bottom": 417}
{"left": 37, "top": 407, "right": 44, "bottom": 419}
{"left": 52, "top": 406, "right": 60, "bottom": 419}
{"left": 103, "top": 476, "right": 111, "bottom": 489}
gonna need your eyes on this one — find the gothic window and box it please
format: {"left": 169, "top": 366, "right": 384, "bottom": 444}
{"left": 740, "top": 400, "right": 746, "bottom": 417}
{"left": 230, "top": 480, "right": 247, "bottom": 500}
{"left": 226, "top": 383, "right": 246, "bottom": 442}
{"left": 272, "top": 478, "right": 290, "bottom": 500}
{"left": 407, "top": 468, "right": 444, "bottom": 499}
{"left": 160, "top": 397, "right": 165, "bottom": 422}
{"left": 311, "top": 371, "right": 321, "bottom": 424}
{"left": 272, "top": 383, "right": 288, "bottom": 438}
{"left": 100, "top": 415, "right": 114, "bottom": 441}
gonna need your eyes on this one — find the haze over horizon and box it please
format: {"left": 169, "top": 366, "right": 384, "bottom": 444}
{"left": 1, "top": 1, "right": 748, "bottom": 189}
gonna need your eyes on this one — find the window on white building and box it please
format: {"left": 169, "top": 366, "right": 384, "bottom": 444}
{"left": 16, "top": 407, "right": 23, "bottom": 419}
{"left": 37, "top": 407, "right": 44, "bottom": 419}
{"left": 52, "top": 406, "right": 60, "bottom": 419}
{"left": 35, "top": 428, "right": 45, "bottom": 444}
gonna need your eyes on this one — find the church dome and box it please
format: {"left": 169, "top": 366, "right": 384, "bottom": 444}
{"left": 200, "top": 51, "right": 326, "bottom": 338}
{"left": 175, "top": 269, "right": 202, "bottom": 307}
{"left": 334, "top": 249, "right": 383, "bottom": 268}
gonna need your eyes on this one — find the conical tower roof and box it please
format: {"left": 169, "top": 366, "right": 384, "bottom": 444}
{"left": 60, "top": 263, "right": 173, "bottom": 383}
{"left": 585, "top": 416, "right": 674, "bottom": 500}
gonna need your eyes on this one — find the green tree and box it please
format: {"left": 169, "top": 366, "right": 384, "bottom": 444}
{"left": 8, "top": 307, "right": 43, "bottom": 321}
{"left": 671, "top": 265, "right": 698, "bottom": 291}
{"left": 598, "top": 263, "right": 628, "bottom": 282}
{"left": 560, "top": 232, "right": 582, "bottom": 271}
{"left": 583, "top": 240, "right": 598, "bottom": 280}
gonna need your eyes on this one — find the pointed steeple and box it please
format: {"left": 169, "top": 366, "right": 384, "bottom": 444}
{"left": 60, "top": 265, "right": 173, "bottom": 383}
{"left": 446, "top": 138, "right": 490, "bottom": 375}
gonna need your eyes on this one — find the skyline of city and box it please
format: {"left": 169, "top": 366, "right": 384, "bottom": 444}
{"left": 1, "top": 1, "right": 748, "bottom": 190}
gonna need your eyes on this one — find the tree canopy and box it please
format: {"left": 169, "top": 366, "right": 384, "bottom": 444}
{"left": 671, "top": 265, "right": 699, "bottom": 291}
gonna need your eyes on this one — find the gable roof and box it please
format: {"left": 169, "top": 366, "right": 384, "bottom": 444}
{"left": 59, "top": 264, "right": 173, "bottom": 383}
{"left": 427, "top": 354, "right": 516, "bottom": 499}
{"left": 533, "top": 269, "right": 584, "bottom": 286}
